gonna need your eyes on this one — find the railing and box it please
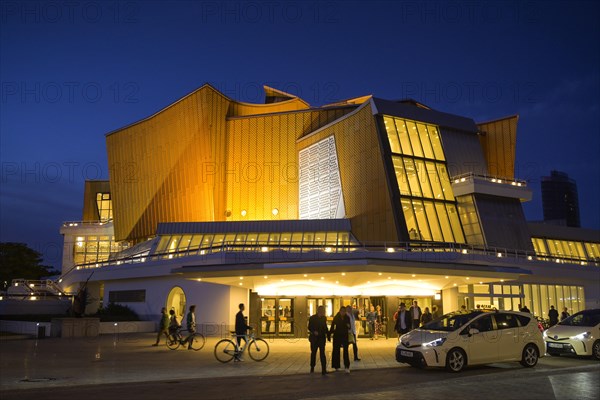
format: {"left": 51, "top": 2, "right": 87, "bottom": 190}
{"left": 62, "top": 220, "right": 112, "bottom": 227}
{"left": 6, "top": 279, "right": 71, "bottom": 299}
{"left": 451, "top": 172, "right": 527, "bottom": 187}
{"left": 66, "top": 239, "right": 599, "bottom": 272}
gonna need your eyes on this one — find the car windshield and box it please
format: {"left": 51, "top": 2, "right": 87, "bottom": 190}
{"left": 559, "top": 310, "right": 600, "bottom": 327}
{"left": 422, "top": 312, "right": 483, "bottom": 332}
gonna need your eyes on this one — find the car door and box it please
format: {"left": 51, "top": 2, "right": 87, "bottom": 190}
{"left": 494, "top": 313, "right": 521, "bottom": 360}
{"left": 463, "top": 314, "right": 497, "bottom": 365}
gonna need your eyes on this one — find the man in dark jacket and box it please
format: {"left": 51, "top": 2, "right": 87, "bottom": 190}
{"left": 329, "top": 306, "right": 351, "bottom": 373}
{"left": 409, "top": 301, "right": 422, "bottom": 330}
{"left": 308, "top": 305, "right": 329, "bottom": 375}
{"left": 235, "top": 303, "right": 252, "bottom": 361}
{"left": 548, "top": 305, "right": 559, "bottom": 326}
{"left": 394, "top": 303, "right": 411, "bottom": 337}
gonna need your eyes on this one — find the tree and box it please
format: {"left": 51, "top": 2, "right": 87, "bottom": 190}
{"left": 0, "top": 242, "right": 57, "bottom": 290}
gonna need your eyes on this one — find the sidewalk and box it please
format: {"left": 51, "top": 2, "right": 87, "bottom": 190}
{"left": 0, "top": 333, "right": 401, "bottom": 390}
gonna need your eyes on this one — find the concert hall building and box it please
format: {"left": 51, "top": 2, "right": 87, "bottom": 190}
{"left": 56, "top": 84, "right": 600, "bottom": 337}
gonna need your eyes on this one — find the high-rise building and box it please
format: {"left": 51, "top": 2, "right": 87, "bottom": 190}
{"left": 542, "top": 171, "right": 580, "bottom": 227}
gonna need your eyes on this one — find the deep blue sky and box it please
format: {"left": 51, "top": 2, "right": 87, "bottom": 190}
{"left": 1, "top": 1, "right": 599, "bottom": 269}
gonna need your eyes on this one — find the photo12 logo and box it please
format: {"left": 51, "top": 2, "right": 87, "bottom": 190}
{"left": 1, "top": 81, "right": 140, "bottom": 104}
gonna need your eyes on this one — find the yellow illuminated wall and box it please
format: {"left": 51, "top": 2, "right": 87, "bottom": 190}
{"left": 477, "top": 115, "right": 518, "bottom": 179}
{"left": 297, "top": 102, "right": 398, "bottom": 242}
{"left": 107, "top": 84, "right": 355, "bottom": 242}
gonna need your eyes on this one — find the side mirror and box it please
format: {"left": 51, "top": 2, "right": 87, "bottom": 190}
{"left": 468, "top": 328, "right": 480, "bottom": 336}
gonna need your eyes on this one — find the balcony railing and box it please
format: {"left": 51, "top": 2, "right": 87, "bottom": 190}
{"left": 451, "top": 172, "right": 527, "bottom": 187}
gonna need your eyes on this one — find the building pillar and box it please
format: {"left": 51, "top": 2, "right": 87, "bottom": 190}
{"left": 442, "top": 287, "right": 459, "bottom": 314}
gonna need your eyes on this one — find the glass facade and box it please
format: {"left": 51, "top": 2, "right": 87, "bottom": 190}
{"left": 456, "top": 195, "right": 485, "bottom": 246}
{"left": 155, "top": 230, "right": 360, "bottom": 259}
{"left": 74, "top": 235, "right": 128, "bottom": 265}
{"left": 384, "top": 116, "right": 465, "bottom": 243}
{"left": 531, "top": 237, "right": 600, "bottom": 263}
{"left": 96, "top": 192, "right": 113, "bottom": 221}
{"left": 458, "top": 283, "right": 584, "bottom": 318}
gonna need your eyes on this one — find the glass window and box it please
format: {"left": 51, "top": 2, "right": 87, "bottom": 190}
{"left": 188, "top": 235, "right": 203, "bottom": 252}
{"left": 404, "top": 158, "right": 422, "bottom": 197}
{"left": 200, "top": 234, "right": 214, "bottom": 249}
{"left": 291, "top": 232, "right": 303, "bottom": 244}
{"left": 494, "top": 313, "right": 520, "bottom": 329}
{"left": 435, "top": 202, "right": 455, "bottom": 242}
{"left": 406, "top": 121, "right": 424, "bottom": 157}
{"left": 156, "top": 236, "right": 171, "bottom": 253}
{"left": 384, "top": 117, "right": 401, "bottom": 153}
{"left": 393, "top": 157, "right": 411, "bottom": 196}
{"left": 280, "top": 232, "right": 292, "bottom": 245}
{"left": 417, "top": 123, "right": 435, "bottom": 159}
{"left": 427, "top": 162, "right": 444, "bottom": 199}
{"left": 302, "top": 232, "right": 314, "bottom": 246}
{"left": 446, "top": 204, "right": 465, "bottom": 243}
{"left": 268, "top": 233, "right": 280, "bottom": 245}
{"left": 177, "top": 235, "right": 193, "bottom": 252}
{"left": 412, "top": 199, "right": 432, "bottom": 241}
{"left": 314, "top": 232, "right": 326, "bottom": 245}
{"left": 473, "top": 284, "right": 489, "bottom": 294}
{"left": 394, "top": 119, "right": 412, "bottom": 155}
{"left": 436, "top": 164, "right": 455, "bottom": 201}
{"left": 428, "top": 126, "right": 445, "bottom": 160}
{"left": 257, "top": 233, "right": 269, "bottom": 245}
{"left": 325, "top": 232, "right": 338, "bottom": 245}
{"left": 424, "top": 201, "right": 443, "bottom": 242}
{"left": 415, "top": 159, "right": 433, "bottom": 198}
{"left": 402, "top": 199, "right": 418, "bottom": 239}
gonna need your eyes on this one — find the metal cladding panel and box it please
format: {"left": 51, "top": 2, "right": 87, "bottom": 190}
{"left": 82, "top": 180, "right": 110, "bottom": 221}
{"left": 440, "top": 128, "right": 489, "bottom": 177}
{"left": 475, "top": 194, "right": 534, "bottom": 251}
{"left": 106, "top": 85, "right": 231, "bottom": 241}
{"left": 297, "top": 103, "right": 398, "bottom": 243}
{"left": 228, "top": 97, "right": 310, "bottom": 117}
{"left": 156, "top": 219, "right": 352, "bottom": 235}
{"left": 477, "top": 116, "right": 518, "bottom": 179}
{"left": 372, "top": 98, "right": 478, "bottom": 133}
{"left": 224, "top": 108, "right": 355, "bottom": 223}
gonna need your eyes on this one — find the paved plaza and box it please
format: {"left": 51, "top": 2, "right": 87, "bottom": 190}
{"left": 1, "top": 333, "right": 598, "bottom": 400}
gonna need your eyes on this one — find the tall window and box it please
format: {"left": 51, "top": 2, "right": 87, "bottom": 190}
{"left": 383, "top": 116, "right": 465, "bottom": 243}
{"left": 96, "top": 192, "right": 113, "bottom": 221}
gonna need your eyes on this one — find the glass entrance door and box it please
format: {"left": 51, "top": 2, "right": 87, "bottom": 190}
{"left": 260, "top": 297, "right": 295, "bottom": 337}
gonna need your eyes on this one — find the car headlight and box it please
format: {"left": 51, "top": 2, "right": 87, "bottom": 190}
{"left": 543, "top": 330, "right": 548, "bottom": 339}
{"left": 569, "top": 332, "right": 592, "bottom": 340}
{"left": 423, "top": 338, "right": 446, "bottom": 347}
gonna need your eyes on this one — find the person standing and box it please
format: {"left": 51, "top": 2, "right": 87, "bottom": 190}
{"left": 548, "top": 305, "right": 559, "bottom": 326}
{"left": 235, "top": 303, "right": 252, "bottom": 361}
{"left": 264, "top": 305, "right": 273, "bottom": 333}
{"left": 346, "top": 305, "right": 360, "bottom": 361}
{"left": 184, "top": 305, "right": 197, "bottom": 349}
{"left": 168, "top": 309, "right": 180, "bottom": 340}
{"left": 420, "top": 307, "right": 433, "bottom": 326}
{"left": 560, "top": 307, "right": 570, "bottom": 321}
{"left": 409, "top": 301, "right": 422, "bottom": 330}
{"left": 431, "top": 305, "right": 441, "bottom": 320}
{"left": 366, "top": 305, "right": 378, "bottom": 340}
{"left": 308, "top": 305, "right": 329, "bottom": 375}
{"left": 394, "top": 303, "right": 410, "bottom": 338}
{"left": 152, "top": 307, "right": 169, "bottom": 346}
{"left": 329, "top": 306, "right": 351, "bottom": 373}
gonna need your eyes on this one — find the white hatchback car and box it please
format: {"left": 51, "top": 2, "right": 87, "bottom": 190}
{"left": 543, "top": 309, "right": 600, "bottom": 360}
{"left": 396, "top": 310, "right": 545, "bottom": 372}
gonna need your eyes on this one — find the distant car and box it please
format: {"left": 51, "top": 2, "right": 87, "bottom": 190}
{"left": 543, "top": 309, "right": 600, "bottom": 360}
{"left": 396, "top": 310, "right": 544, "bottom": 372}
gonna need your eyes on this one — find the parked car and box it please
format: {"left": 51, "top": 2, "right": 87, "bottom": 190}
{"left": 543, "top": 309, "right": 600, "bottom": 360}
{"left": 396, "top": 310, "right": 545, "bottom": 372}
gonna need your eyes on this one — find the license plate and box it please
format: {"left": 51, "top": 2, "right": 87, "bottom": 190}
{"left": 548, "top": 342, "right": 562, "bottom": 348}
{"left": 400, "top": 350, "right": 413, "bottom": 357}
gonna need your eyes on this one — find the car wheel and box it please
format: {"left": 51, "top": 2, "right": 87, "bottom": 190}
{"left": 520, "top": 344, "right": 539, "bottom": 367}
{"left": 445, "top": 348, "right": 466, "bottom": 372}
{"left": 593, "top": 340, "right": 600, "bottom": 361}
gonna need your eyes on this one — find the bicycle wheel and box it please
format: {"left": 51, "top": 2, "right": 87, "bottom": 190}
{"left": 248, "top": 338, "right": 269, "bottom": 361}
{"left": 214, "top": 339, "right": 236, "bottom": 363}
{"left": 189, "top": 333, "right": 206, "bottom": 351}
{"left": 166, "top": 335, "right": 181, "bottom": 350}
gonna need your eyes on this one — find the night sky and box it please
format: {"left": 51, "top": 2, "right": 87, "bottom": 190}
{"left": 1, "top": 1, "right": 599, "bottom": 269}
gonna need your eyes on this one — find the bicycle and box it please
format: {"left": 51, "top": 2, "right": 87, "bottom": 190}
{"left": 166, "top": 328, "right": 206, "bottom": 351}
{"left": 214, "top": 331, "right": 270, "bottom": 363}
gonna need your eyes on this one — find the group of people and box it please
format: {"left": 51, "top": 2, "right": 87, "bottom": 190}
{"left": 548, "top": 305, "right": 570, "bottom": 326}
{"left": 308, "top": 305, "right": 361, "bottom": 375}
{"left": 152, "top": 304, "right": 197, "bottom": 349}
{"left": 392, "top": 301, "right": 439, "bottom": 337}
